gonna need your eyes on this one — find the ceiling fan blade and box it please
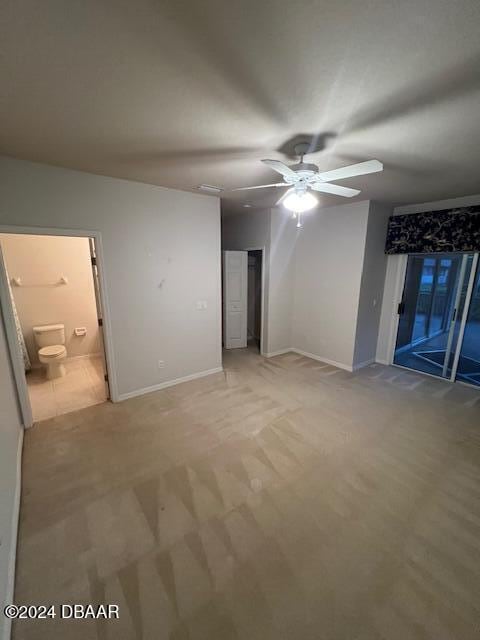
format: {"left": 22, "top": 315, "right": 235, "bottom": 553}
{"left": 231, "top": 183, "right": 286, "bottom": 192}
{"left": 316, "top": 160, "right": 383, "bottom": 183}
{"left": 262, "top": 159, "right": 297, "bottom": 179}
{"left": 311, "top": 183, "right": 360, "bottom": 197}
{"left": 276, "top": 187, "right": 294, "bottom": 205}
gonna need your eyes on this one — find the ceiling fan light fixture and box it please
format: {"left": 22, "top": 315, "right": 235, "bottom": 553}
{"left": 282, "top": 190, "right": 318, "bottom": 213}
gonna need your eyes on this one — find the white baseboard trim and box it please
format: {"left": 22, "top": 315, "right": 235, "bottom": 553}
{"left": 290, "top": 348, "right": 354, "bottom": 372}
{"left": 28, "top": 352, "right": 102, "bottom": 370}
{"left": 352, "top": 358, "right": 376, "bottom": 371}
{"left": 117, "top": 367, "right": 224, "bottom": 401}
{"left": 375, "top": 358, "right": 390, "bottom": 366}
{"left": 263, "top": 349, "right": 292, "bottom": 358}
{"left": 66, "top": 352, "right": 102, "bottom": 362}
{"left": 3, "top": 428, "right": 23, "bottom": 640}
{"left": 263, "top": 347, "right": 355, "bottom": 372}
{"left": 263, "top": 348, "right": 380, "bottom": 372}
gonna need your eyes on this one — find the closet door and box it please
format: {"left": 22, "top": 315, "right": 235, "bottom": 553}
{"left": 222, "top": 251, "right": 247, "bottom": 349}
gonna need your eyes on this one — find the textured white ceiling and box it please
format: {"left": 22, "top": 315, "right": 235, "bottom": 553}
{"left": 1, "top": 0, "right": 480, "bottom": 214}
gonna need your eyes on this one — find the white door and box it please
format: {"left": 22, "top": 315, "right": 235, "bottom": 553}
{"left": 88, "top": 238, "right": 110, "bottom": 399}
{"left": 223, "top": 250, "right": 248, "bottom": 349}
{"left": 0, "top": 243, "right": 33, "bottom": 427}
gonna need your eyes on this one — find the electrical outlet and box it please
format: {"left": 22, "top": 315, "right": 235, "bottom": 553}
{"left": 157, "top": 360, "right": 165, "bottom": 369}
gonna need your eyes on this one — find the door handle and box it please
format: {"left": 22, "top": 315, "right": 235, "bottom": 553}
{"left": 397, "top": 301, "right": 405, "bottom": 315}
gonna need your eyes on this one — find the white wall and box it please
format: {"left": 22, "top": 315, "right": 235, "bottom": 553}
{"left": 0, "top": 156, "right": 222, "bottom": 398}
{"left": 267, "top": 209, "right": 297, "bottom": 355}
{"left": 353, "top": 201, "right": 392, "bottom": 368}
{"left": 0, "top": 312, "right": 22, "bottom": 640}
{"left": 223, "top": 200, "right": 391, "bottom": 369}
{"left": 221, "top": 209, "right": 271, "bottom": 250}
{"left": 376, "top": 193, "right": 480, "bottom": 364}
{"left": 394, "top": 194, "right": 480, "bottom": 216}
{"left": 1, "top": 234, "right": 100, "bottom": 364}
{"left": 292, "top": 201, "right": 371, "bottom": 369}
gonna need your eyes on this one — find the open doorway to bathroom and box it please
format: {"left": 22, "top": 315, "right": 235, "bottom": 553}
{"left": 0, "top": 232, "right": 109, "bottom": 423}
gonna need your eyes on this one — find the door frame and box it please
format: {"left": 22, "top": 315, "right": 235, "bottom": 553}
{"left": 385, "top": 254, "right": 408, "bottom": 365}
{"left": 448, "top": 252, "right": 479, "bottom": 382}
{"left": 0, "top": 243, "right": 33, "bottom": 427}
{"left": 244, "top": 246, "right": 266, "bottom": 356}
{"left": 0, "top": 225, "right": 119, "bottom": 428}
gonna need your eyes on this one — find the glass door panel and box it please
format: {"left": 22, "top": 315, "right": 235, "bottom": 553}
{"left": 430, "top": 258, "right": 457, "bottom": 336}
{"left": 412, "top": 257, "right": 435, "bottom": 343}
{"left": 394, "top": 253, "right": 474, "bottom": 379}
{"left": 443, "top": 254, "right": 475, "bottom": 378}
{"left": 453, "top": 257, "right": 480, "bottom": 386}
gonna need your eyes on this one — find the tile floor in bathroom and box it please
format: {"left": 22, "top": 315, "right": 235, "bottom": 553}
{"left": 26, "top": 355, "right": 107, "bottom": 422}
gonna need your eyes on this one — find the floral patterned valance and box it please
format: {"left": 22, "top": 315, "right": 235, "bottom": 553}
{"left": 385, "top": 205, "right": 480, "bottom": 254}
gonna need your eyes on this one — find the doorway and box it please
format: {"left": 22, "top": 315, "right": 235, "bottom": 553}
{"left": 393, "top": 252, "right": 480, "bottom": 386}
{"left": 222, "top": 248, "right": 264, "bottom": 353}
{"left": 247, "top": 250, "right": 262, "bottom": 351}
{"left": 0, "top": 231, "right": 111, "bottom": 424}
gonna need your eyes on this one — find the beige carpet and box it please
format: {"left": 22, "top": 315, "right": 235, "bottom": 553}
{"left": 14, "top": 348, "right": 480, "bottom": 639}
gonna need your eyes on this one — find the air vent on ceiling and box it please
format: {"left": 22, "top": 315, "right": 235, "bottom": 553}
{"left": 197, "top": 184, "right": 223, "bottom": 194}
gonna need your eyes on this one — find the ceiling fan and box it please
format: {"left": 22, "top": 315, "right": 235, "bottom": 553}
{"left": 231, "top": 143, "right": 383, "bottom": 214}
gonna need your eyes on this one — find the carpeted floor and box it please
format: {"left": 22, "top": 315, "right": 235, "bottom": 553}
{"left": 14, "top": 348, "right": 480, "bottom": 639}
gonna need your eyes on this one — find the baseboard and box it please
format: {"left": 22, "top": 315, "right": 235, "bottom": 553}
{"left": 264, "top": 349, "right": 292, "bottom": 358}
{"left": 290, "top": 348, "right": 354, "bottom": 372}
{"left": 375, "top": 358, "right": 390, "bottom": 366}
{"left": 28, "top": 352, "right": 102, "bottom": 370}
{"left": 263, "top": 347, "right": 355, "bottom": 371}
{"left": 117, "top": 367, "right": 224, "bottom": 401}
{"left": 3, "top": 428, "right": 23, "bottom": 640}
{"left": 352, "top": 358, "right": 376, "bottom": 371}
{"left": 66, "top": 353, "right": 102, "bottom": 362}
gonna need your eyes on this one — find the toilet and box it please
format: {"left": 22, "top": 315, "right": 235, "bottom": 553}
{"left": 33, "top": 324, "right": 67, "bottom": 379}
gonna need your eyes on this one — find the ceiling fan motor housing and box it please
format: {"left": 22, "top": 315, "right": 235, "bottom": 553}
{"left": 284, "top": 163, "right": 319, "bottom": 188}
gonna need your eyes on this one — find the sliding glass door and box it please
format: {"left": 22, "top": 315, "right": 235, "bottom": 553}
{"left": 453, "top": 257, "right": 480, "bottom": 386}
{"left": 393, "top": 252, "right": 479, "bottom": 385}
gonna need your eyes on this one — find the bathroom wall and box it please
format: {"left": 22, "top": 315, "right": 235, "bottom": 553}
{"left": 0, "top": 234, "right": 101, "bottom": 364}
